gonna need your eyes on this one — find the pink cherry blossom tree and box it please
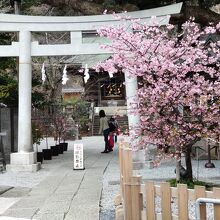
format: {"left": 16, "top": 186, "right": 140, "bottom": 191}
{"left": 96, "top": 17, "right": 220, "bottom": 181}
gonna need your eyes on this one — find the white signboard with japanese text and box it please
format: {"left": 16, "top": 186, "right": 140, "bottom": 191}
{"left": 73, "top": 143, "right": 84, "bottom": 170}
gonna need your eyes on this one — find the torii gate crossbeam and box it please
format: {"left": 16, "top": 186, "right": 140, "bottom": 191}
{"left": 0, "top": 3, "right": 182, "bottom": 172}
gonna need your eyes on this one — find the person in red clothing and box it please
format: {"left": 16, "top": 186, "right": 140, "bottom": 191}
{"left": 108, "top": 116, "right": 117, "bottom": 151}
{"left": 113, "top": 116, "right": 119, "bottom": 143}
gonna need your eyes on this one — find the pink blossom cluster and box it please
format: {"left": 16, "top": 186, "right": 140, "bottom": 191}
{"left": 96, "top": 18, "right": 220, "bottom": 154}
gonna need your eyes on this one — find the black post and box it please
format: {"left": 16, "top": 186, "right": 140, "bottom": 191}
{"left": 10, "top": 108, "right": 15, "bottom": 152}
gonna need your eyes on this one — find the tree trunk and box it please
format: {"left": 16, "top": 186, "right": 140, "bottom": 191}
{"left": 176, "top": 159, "right": 181, "bottom": 182}
{"left": 185, "top": 145, "right": 193, "bottom": 181}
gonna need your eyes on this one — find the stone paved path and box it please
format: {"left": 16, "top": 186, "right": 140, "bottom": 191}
{"left": 0, "top": 136, "right": 116, "bottom": 220}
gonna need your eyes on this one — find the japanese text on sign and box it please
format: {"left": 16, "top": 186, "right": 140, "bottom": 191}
{"left": 73, "top": 143, "right": 84, "bottom": 170}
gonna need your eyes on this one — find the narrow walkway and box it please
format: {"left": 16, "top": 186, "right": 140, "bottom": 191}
{"left": 0, "top": 136, "right": 220, "bottom": 219}
{"left": 0, "top": 136, "right": 117, "bottom": 220}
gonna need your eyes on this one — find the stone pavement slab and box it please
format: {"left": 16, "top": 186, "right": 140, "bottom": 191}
{"left": 2, "top": 136, "right": 220, "bottom": 220}
{"left": 37, "top": 201, "right": 70, "bottom": 214}
{"left": 0, "top": 198, "right": 20, "bottom": 215}
{"left": 3, "top": 207, "right": 38, "bottom": 219}
{"left": 0, "top": 136, "right": 116, "bottom": 220}
{"left": 8, "top": 196, "right": 46, "bottom": 209}
{"left": 64, "top": 204, "right": 99, "bottom": 220}
{"left": 0, "top": 217, "right": 31, "bottom": 220}
{"left": 45, "top": 193, "right": 73, "bottom": 203}
{"left": 2, "top": 187, "right": 31, "bottom": 198}
{"left": 0, "top": 186, "right": 13, "bottom": 195}
{"left": 33, "top": 213, "right": 64, "bottom": 220}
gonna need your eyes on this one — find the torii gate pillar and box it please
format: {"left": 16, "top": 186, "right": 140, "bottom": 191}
{"left": 124, "top": 73, "right": 140, "bottom": 137}
{"left": 0, "top": 3, "right": 182, "bottom": 172}
{"left": 7, "top": 31, "right": 40, "bottom": 172}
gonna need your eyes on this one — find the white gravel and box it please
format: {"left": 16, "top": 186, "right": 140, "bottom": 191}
{"left": 100, "top": 148, "right": 120, "bottom": 220}
{"left": 99, "top": 144, "right": 220, "bottom": 220}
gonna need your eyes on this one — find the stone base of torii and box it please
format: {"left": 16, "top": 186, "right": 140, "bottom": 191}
{"left": 7, "top": 152, "right": 41, "bottom": 172}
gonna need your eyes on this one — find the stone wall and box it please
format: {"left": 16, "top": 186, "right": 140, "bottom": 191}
{"left": 0, "top": 108, "right": 18, "bottom": 163}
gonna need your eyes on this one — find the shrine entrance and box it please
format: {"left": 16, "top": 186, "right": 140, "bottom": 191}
{"left": 100, "top": 73, "right": 125, "bottom": 106}
{"left": 0, "top": 3, "right": 182, "bottom": 171}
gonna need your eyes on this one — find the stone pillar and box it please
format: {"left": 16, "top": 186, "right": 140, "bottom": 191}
{"left": 124, "top": 72, "right": 140, "bottom": 136}
{"left": 7, "top": 31, "right": 40, "bottom": 172}
{"left": 124, "top": 72, "right": 146, "bottom": 169}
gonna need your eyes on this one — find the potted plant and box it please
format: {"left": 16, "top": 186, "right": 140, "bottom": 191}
{"left": 32, "top": 121, "right": 44, "bottom": 163}
{"left": 63, "top": 98, "right": 90, "bottom": 139}
{"left": 42, "top": 124, "right": 53, "bottom": 160}
{"left": 34, "top": 122, "right": 53, "bottom": 161}
{"left": 49, "top": 122, "right": 60, "bottom": 156}
{"left": 51, "top": 111, "right": 68, "bottom": 154}
{"left": 59, "top": 115, "right": 69, "bottom": 151}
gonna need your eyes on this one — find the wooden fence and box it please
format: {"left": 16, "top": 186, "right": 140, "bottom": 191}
{"left": 117, "top": 142, "right": 220, "bottom": 220}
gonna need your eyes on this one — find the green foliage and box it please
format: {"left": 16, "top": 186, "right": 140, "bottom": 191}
{"left": 63, "top": 97, "right": 89, "bottom": 114}
{"left": 167, "top": 178, "right": 220, "bottom": 190}
{"left": 32, "top": 74, "right": 42, "bottom": 87}
{"left": 118, "top": 0, "right": 219, "bottom": 9}
{"left": 0, "top": 58, "right": 48, "bottom": 108}
{"left": 103, "top": 0, "right": 116, "bottom": 9}
{"left": 0, "top": 72, "right": 48, "bottom": 108}
{"left": 22, "top": 0, "right": 42, "bottom": 10}
{"left": 32, "top": 74, "right": 50, "bottom": 108}
{"left": 198, "top": 0, "right": 219, "bottom": 8}
{"left": 32, "top": 91, "right": 48, "bottom": 108}
{"left": 0, "top": 33, "right": 11, "bottom": 45}
{"left": 0, "top": 34, "right": 17, "bottom": 77}
{"left": 0, "top": 57, "right": 16, "bottom": 70}
{"left": 63, "top": 97, "right": 90, "bottom": 133}
{"left": 0, "top": 34, "right": 18, "bottom": 106}
{"left": 0, "top": 74, "right": 18, "bottom": 106}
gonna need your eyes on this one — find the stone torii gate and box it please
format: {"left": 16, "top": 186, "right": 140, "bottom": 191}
{"left": 0, "top": 3, "right": 182, "bottom": 172}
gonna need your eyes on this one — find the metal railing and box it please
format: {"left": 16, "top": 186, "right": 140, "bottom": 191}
{"left": 195, "top": 198, "right": 220, "bottom": 220}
